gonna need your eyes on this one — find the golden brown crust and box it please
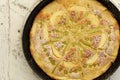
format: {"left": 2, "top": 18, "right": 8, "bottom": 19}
{"left": 30, "top": 0, "right": 119, "bottom": 80}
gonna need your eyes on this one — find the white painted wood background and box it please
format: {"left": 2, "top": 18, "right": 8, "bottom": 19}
{"left": 0, "top": 0, "right": 119, "bottom": 80}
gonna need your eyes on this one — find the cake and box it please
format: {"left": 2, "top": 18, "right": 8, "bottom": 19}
{"left": 30, "top": 0, "right": 119, "bottom": 79}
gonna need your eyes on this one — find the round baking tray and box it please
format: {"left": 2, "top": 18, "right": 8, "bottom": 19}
{"left": 22, "top": 0, "right": 120, "bottom": 80}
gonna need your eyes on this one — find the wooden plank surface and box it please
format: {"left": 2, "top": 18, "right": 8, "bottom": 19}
{"left": 8, "top": 0, "right": 42, "bottom": 80}
{"left": 0, "top": 0, "right": 9, "bottom": 80}
{"left": 0, "top": 0, "right": 119, "bottom": 80}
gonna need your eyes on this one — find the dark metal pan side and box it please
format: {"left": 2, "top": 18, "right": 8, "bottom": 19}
{"left": 95, "top": 0, "right": 120, "bottom": 80}
{"left": 22, "top": 0, "right": 53, "bottom": 80}
{"left": 22, "top": 0, "right": 120, "bottom": 80}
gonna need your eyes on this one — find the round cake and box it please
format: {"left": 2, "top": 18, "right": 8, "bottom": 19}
{"left": 30, "top": 0, "right": 119, "bottom": 79}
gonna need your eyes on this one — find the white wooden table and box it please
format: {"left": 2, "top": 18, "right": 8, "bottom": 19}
{"left": 0, "top": 0, "right": 120, "bottom": 80}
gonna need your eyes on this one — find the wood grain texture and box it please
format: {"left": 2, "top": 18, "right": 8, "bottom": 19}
{"left": 8, "top": 0, "right": 42, "bottom": 80}
{"left": 0, "top": 0, "right": 119, "bottom": 80}
{"left": 0, "top": 0, "right": 9, "bottom": 80}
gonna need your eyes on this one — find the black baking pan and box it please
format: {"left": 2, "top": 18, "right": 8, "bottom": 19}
{"left": 22, "top": 0, "right": 120, "bottom": 80}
